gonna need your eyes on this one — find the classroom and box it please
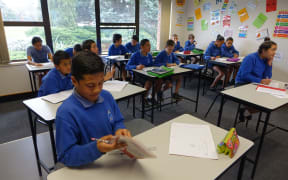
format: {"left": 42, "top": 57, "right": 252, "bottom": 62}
{"left": 0, "top": 0, "right": 287, "bottom": 179}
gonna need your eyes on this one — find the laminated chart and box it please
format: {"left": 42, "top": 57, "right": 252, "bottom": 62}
{"left": 273, "top": 10, "right": 288, "bottom": 38}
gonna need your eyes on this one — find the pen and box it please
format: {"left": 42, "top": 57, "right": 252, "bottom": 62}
{"left": 91, "top": 137, "right": 113, "bottom": 144}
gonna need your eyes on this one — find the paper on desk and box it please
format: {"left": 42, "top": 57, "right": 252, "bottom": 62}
{"left": 143, "top": 67, "right": 154, "bottom": 72}
{"left": 108, "top": 55, "right": 125, "bottom": 60}
{"left": 256, "top": 85, "right": 287, "bottom": 97}
{"left": 216, "top": 58, "right": 227, "bottom": 61}
{"left": 41, "top": 90, "right": 72, "bottom": 104}
{"left": 169, "top": 123, "right": 218, "bottom": 159}
{"left": 103, "top": 80, "right": 128, "bottom": 92}
{"left": 118, "top": 136, "right": 157, "bottom": 159}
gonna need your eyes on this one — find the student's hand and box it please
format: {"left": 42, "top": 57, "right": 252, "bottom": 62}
{"left": 234, "top": 54, "right": 239, "bottom": 58}
{"left": 167, "top": 63, "right": 176, "bottom": 67}
{"left": 104, "top": 71, "right": 113, "bottom": 81}
{"left": 260, "top": 79, "right": 272, "bottom": 85}
{"left": 97, "top": 135, "right": 126, "bottom": 153}
{"left": 267, "top": 58, "right": 273, "bottom": 66}
{"left": 136, "top": 64, "right": 145, "bottom": 70}
{"left": 115, "top": 129, "right": 132, "bottom": 137}
{"left": 211, "top": 57, "right": 216, "bottom": 60}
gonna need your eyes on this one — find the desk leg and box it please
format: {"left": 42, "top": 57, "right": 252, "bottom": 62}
{"left": 48, "top": 123, "right": 57, "bottom": 164}
{"left": 27, "top": 109, "right": 42, "bottom": 176}
{"left": 133, "top": 96, "right": 135, "bottom": 118}
{"left": 195, "top": 70, "right": 201, "bottom": 112}
{"left": 32, "top": 72, "right": 37, "bottom": 94}
{"left": 251, "top": 112, "right": 271, "bottom": 179}
{"left": 237, "top": 155, "right": 246, "bottom": 180}
{"left": 141, "top": 93, "right": 145, "bottom": 118}
{"left": 217, "top": 95, "right": 225, "bottom": 127}
{"left": 28, "top": 72, "right": 34, "bottom": 94}
{"left": 151, "top": 80, "right": 155, "bottom": 124}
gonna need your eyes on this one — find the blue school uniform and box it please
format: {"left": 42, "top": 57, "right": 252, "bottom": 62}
{"left": 126, "top": 50, "right": 153, "bottom": 70}
{"left": 56, "top": 89, "right": 126, "bottom": 167}
{"left": 108, "top": 44, "right": 128, "bottom": 56}
{"left": 38, "top": 68, "right": 73, "bottom": 97}
{"left": 125, "top": 42, "right": 140, "bottom": 53}
{"left": 154, "top": 50, "right": 180, "bottom": 67}
{"left": 27, "top": 45, "right": 52, "bottom": 63}
{"left": 221, "top": 44, "right": 239, "bottom": 58}
{"left": 236, "top": 52, "right": 272, "bottom": 84}
{"left": 65, "top": 48, "right": 74, "bottom": 58}
{"left": 184, "top": 40, "right": 196, "bottom": 51}
{"left": 173, "top": 41, "right": 184, "bottom": 52}
{"left": 204, "top": 41, "right": 222, "bottom": 68}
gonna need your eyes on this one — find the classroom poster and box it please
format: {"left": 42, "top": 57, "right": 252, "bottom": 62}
{"left": 195, "top": 8, "right": 202, "bottom": 20}
{"left": 210, "top": 10, "right": 220, "bottom": 27}
{"left": 203, "top": 2, "right": 211, "bottom": 11}
{"left": 187, "top": 17, "right": 194, "bottom": 31}
{"left": 223, "top": 15, "right": 231, "bottom": 28}
{"left": 228, "top": 0, "right": 237, "bottom": 15}
{"left": 216, "top": 0, "right": 222, "bottom": 5}
{"left": 194, "top": 0, "right": 206, "bottom": 7}
{"left": 201, "top": 19, "right": 208, "bottom": 30}
{"left": 253, "top": 13, "right": 268, "bottom": 29}
{"left": 221, "top": 0, "right": 229, "bottom": 14}
{"left": 247, "top": 0, "right": 257, "bottom": 10}
{"left": 274, "top": 52, "right": 283, "bottom": 62}
{"left": 176, "top": 0, "right": 186, "bottom": 7}
{"left": 224, "top": 29, "right": 233, "bottom": 37}
{"left": 256, "top": 28, "right": 269, "bottom": 40}
{"left": 238, "top": 8, "right": 249, "bottom": 23}
{"left": 273, "top": 10, "right": 288, "bottom": 38}
{"left": 266, "top": 0, "right": 277, "bottom": 13}
{"left": 239, "top": 25, "right": 248, "bottom": 38}
{"left": 176, "top": 10, "right": 185, "bottom": 27}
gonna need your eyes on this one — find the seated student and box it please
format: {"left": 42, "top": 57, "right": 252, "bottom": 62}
{"left": 38, "top": 50, "right": 73, "bottom": 97}
{"left": 154, "top": 40, "right": 182, "bottom": 101}
{"left": 108, "top": 34, "right": 128, "bottom": 81}
{"left": 172, "top": 34, "right": 184, "bottom": 52}
{"left": 204, "top": 34, "right": 226, "bottom": 90}
{"left": 82, "top": 39, "right": 114, "bottom": 81}
{"left": 56, "top": 51, "right": 131, "bottom": 167}
{"left": 65, "top": 44, "right": 82, "bottom": 58}
{"left": 221, "top": 37, "right": 240, "bottom": 85}
{"left": 27, "top": 37, "right": 53, "bottom": 66}
{"left": 184, "top": 34, "right": 199, "bottom": 64}
{"left": 125, "top": 35, "right": 140, "bottom": 53}
{"left": 236, "top": 41, "right": 277, "bottom": 121}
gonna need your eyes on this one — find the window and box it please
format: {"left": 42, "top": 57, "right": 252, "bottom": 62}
{"left": 101, "top": 29, "right": 135, "bottom": 51}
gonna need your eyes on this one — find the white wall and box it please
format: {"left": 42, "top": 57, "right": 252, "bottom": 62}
{"left": 158, "top": 0, "right": 172, "bottom": 50}
{"left": 170, "top": 0, "right": 288, "bottom": 82}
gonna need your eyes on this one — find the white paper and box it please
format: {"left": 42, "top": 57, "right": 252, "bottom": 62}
{"left": 143, "top": 67, "right": 154, "bottom": 72}
{"left": 41, "top": 90, "right": 72, "bottom": 104}
{"left": 103, "top": 80, "right": 128, "bottom": 92}
{"left": 256, "top": 86, "right": 287, "bottom": 96}
{"left": 107, "top": 55, "right": 125, "bottom": 60}
{"left": 169, "top": 123, "right": 218, "bottom": 159}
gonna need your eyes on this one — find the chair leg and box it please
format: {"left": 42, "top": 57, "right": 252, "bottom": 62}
{"left": 204, "top": 93, "right": 220, "bottom": 118}
{"left": 256, "top": 112, "right": 262, "bottom": 132}
{"left": 233, "top": 103, "right": 241, "bottom": 127}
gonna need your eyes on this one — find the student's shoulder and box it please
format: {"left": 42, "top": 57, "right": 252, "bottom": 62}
{"left": 244, "top": 52, "right": 258, "bottom": 62}
{"left": 125, "top": 42, "right": 131, "bottom": 47}
{"left": 57, "top": 95, "right": 78, "bottom": 115}
{"left": 108, "top": 44, "right": 114, "bottom": 50}
{"left": 42, "top": 45, "right": 51, "bottom": 51}
{"left": 43, "top": 68, "right": 59, "bottom": 80}
{"left": 131, "top": 50, "right": 141, "bottom": 57}
{"left": 101, "top": 90, "right": 114, "bottom": 101}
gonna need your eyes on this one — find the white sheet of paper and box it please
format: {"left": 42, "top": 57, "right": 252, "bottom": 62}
{"left": 108, "top": 55, "right": 125, "bottom": 60}
{"left": 41, "top": 90, "right": 72, "bottom": 104}
{"left": 103, "top": 80, "right": 128, "bottom": 92}
{"left": 169, "top": 123, "right": 218, "bottom": 159}
{"left": 256, "top": 86, "right": 287, "bottom": 96}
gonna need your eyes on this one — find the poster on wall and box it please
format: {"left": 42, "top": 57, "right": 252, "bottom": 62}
{"left": 224, "top": 29, "right": 233, "bottom": 37}
{"left": 247, "top": 0, "right": 257, "bottom": 10}
{"left": 228, "top": 0, "right": 237, "bottom": 14}
{"left": 176, "top": 0, "right": 186, "bottom": 7}
{"left": 256, "top": 28, "right": 269, "bottom": 40}
{"left": 176, "top": 10, "right": 185, "bottom": 27}
{"left": 223, "top": 15, "right": 231, "bottom": 28}
{"left": 239, "top": 25, "right": 248, "bottom": 38}
{"left": 266, "top": 0, "right": 277, "bottom": 13}
{"left": 238, "top": 8, "right": 249, "bottom": 23}
{"left": 210, "top": 9, "right": 220, "bottom": 27}
{"left": 216, "top": 0, "right": 222, "bottom": 5}
{"left": 203, "top": 2, "right": 211, "bottom": 11}
{"left": 221, "top": 0, "right": 229, "bottom": 13}
{"left": 273, "top": 10, "right": 288, "bottom": 38}
{"left": 274, "top": 52, "right": 283, "bottom": 62}
{"left": 201, "top": 19, "right": 208, "bottom": 30}
{"left": 187, "top": 17, "right": 194, "bottom": 31}
{"left": 194, "top": 0, "right": 206, "bottom": 7}
{"left": 195, "top": 8, "right": 202, "bottom": 20}
{"left": 253, "top": 13, "right": 268, "bottom": 29}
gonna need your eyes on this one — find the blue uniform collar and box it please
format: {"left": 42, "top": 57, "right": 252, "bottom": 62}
{"left": 140, "top": 50, "right": 149, "bottom": 57}
{"left": 73, "top": 88, "right": 104, "bottom": 108}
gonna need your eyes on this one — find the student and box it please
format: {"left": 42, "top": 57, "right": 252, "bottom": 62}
{"left": 171, "top": 34, "right": 184, "bottom": 52}
{"left": 236, "top": 41, "right": 277, "bottom": 121}
{"left": 65, "top": 44, "right": 82, "bottom": 58}
{"left": 264, "top": 37, "right": 271, "bottom": 42}
{"left": 108, "top": 34, "right": 128, "bottom": 80}
{"left": 204, "top": 34, "right": 226, "bottom": 90}
{"left": 27, "top": 36, "right": 53, "bottom": 66}
{"left": 154, "top": 40, "right": 182, "bottom": 101}
{"left": 38, "top": 50, "right": 73, "bottom": 97}
{"left": 221, "top": 37, "right": 240, "bottom": 84}
{"left": 125, "top": 35, "right": 140, "bottom": 53}
{"left": 184, "top": 34, "right": 199, "bottom": 64}
{"left": 56, "top": 51, "right": 131, "bottom": 167}
{"left": 82, "top": 39, "right": 114, "bottom": 81}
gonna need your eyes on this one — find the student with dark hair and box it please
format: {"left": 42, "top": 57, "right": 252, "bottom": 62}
{"left": 171, "top": 34, "right": 184, "bottom": 52}
{"left": 27, "top": 36, "right": 53, "bottom": 66}
{"left": 65, "top": 44, "right": 82, "bottom": 58}
{"left": 184, "top": 34, "right": 197, "bottom": 51}
{"left": 264, "top": 37, "right": 271, "bottom": 42}
{"left": 221, "top": 37, "right": 240, "bottom": 84}
{"left": 38, "top": 50, "right": 73, "bottom": 96}
{"left": 108, "top": 34, "right": 128, "bottom": 80}
{"left": 56, "top": 51, "right": 131, "bottom": 167}
{"left": 204, "top": 34, "right": 226, "bottom": 90}
{"left": 125, "top": 35, "right": 140, "bottom": 53}
{"left": 154, "top": 40, "right": 183, "bottom": 101}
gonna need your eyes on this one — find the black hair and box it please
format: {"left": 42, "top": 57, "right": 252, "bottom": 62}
{"left": 216, "top": 34, "right": 225, "bottom": 41}
{"left": 73, "top": 44, "right": 82, "bottom": 53}
{"left": 140, "top": 39, "right": 150, "bottom": 47}
{"left": 53, "top": 50, "right": 70, "bottom": 66}
{"left": 188, "top": 34, "right": 195, "bottom": 40}
{"left": 32, "top": 37, "right": 42, "bottom": 45}
{"left": 166, "top": 39, "right": 175, "bottom": 47}
{"left": 113, "top": 34, "right": 122, "bottom": 43}
{"left": 132, "top": 35, "right": 139, "bottom": 42}
{"left": 264, "top": 37, "right": 271, "bottom": 42}
{"left": 72, "top": 51, "right": 104, "bottom": 81}
{"left": 82, "top": 39, "right": 96, "bottom": 51}
{"left": 226, "top": 37, "right": 233, "bottom": 42}
{"left": 258, "top": 41, "right": 277, "bottom": 54}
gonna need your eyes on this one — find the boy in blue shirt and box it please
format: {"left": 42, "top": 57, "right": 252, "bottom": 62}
{"left": 172, "top": 34, "right": 184, "bottom": 52}
{"left": 221, "top": 37, "right": 240, "bottom": 85}
{"left": 38, "top": 51, "right": 73, "bottom": 97}
{"left": 108, "top": 34, "right": 128, "bottom": 81}
{"left": 65, "top": 44, "right": 82, "bottom": 58}
{"left": 125, "top": 35, "right": 140, "bottom": 53}
{"left": 56, "top": 51, "right": 131, "bottom": 167}
{"left": 184, "top": 34, "right": 199, "bottom": 64}
{"left": 204, "top": 34, "right": 226, "bottom": 90}
{"left": 154, "top": 40, "right": 182, "bottom": 101}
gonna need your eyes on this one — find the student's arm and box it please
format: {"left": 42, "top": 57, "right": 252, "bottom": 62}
{"left": 38, "top": 77, "right": 59, "bottom": 97}
{"left": 45, "top": 46, "right": 53, "bottom": 62}
{"left": 184, "top": 41, "right": 195, "bottom": 51}
{"left": 204, "top": 46, "right": 213, "bottom": 61}
{"left": 263, "top": 63, "right": 272, "bottom": 79}
{"left": 125, "top": 54, "right": 138, "bottom": 70}
{"left": 27, "top": 47, "right": 40, "bottom": 66}
{"left": 172, "top": 53, "right": 180, "bottom": 65}
{"left": 108, "top": 45, "right": 112, "bottom": 56}
{"left": 154, "top": 53, "right": 165, "bottom": 67}
{"left": 125, "top": 43, "right": 132, "bottom": 53}
{"left": 232, "top": 46, "right": 239, "bottom": 58}
{"left": 239, "top": 57, "right": 262, "bottom": 83}
{"left": 178, "top": 42, "right": 184, "bottom": 52}
{"left": 121, "top": 45, "right": 128, "bottom": 55}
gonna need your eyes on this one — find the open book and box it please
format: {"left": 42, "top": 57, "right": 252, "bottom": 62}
{"left": 41, "top": 90, "right": 72, "bottom": 104}
{"left": 103, "top": 80, "right": 128, "bottom": 92}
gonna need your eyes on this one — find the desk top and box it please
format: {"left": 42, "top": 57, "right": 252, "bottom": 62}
{"left": 106, "top": 55, "right": 129, "bottom": 62}
{"left": 175, "top": 51, "right": 203, "bottom": 56}
{"left": 208, "top": 57, "right": 244, "bottom": 66}
{"left": 23, "top": 84, "right": 146, "bottom": 121}
{"left": 47, "top": 114, "right": 253, "bottom": 180}
{"left": 25, "top": 62, "right": 54, "bottom": 71}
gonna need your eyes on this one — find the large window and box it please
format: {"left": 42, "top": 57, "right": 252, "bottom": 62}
{"left": 101, "top": 29, "right": 135, "bottom": 51}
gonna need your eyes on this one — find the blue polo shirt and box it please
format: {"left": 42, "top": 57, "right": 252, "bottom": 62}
{"left": 125, "top": 42, "right": 140, "bottom": 53}
{"left": 236, "top": 52, "right": 272, "bottom": 84}
{"left": 154, "top": 50, "right": 180, "bottom": 67}
{"left": 56, "top": 89, "right": 126, "bottom": 167}
{"left": 126, "top": 50, "right": 153, "bottom": 70}
{"left": 184, "top": 40, "right": 196, "bottom": 51}
{"left": 108, "top": 44, "right": 128, "bottom": 56}
{"left": 38, "top": 68, "right": 73, "bottom": 97}
{"left": 221, "top": 44, "right": 239, "bottom": 58}
{"left": 65, "top": 48, "right": 74, "bottom": 58}
{"left": 204, "top": 41, "right": 222, "bottom": 68}
{"left": 27, "top": 45, "right": 52, "bottom": 63}
{"left": 173, "top": 41, "right": 184, "bottom": 52}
